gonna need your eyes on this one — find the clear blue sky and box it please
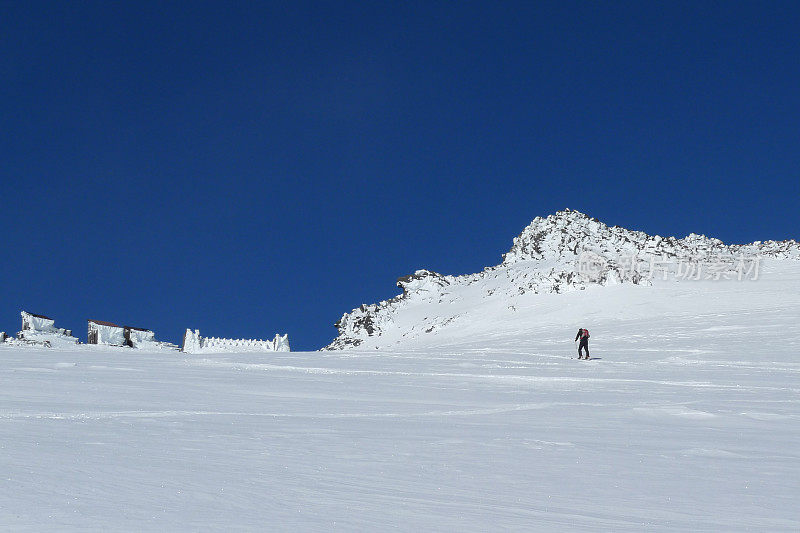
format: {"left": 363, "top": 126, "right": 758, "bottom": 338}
{"left": 1, "top": 2, "right": 798, "bottom": 350}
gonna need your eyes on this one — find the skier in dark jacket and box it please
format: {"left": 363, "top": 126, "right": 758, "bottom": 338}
{"left": 575, "top": 328, "right": 590, "bottom": 359}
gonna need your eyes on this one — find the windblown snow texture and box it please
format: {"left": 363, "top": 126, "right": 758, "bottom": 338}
{"left": 325, "top": 209, "right": 799, "bottom": 350}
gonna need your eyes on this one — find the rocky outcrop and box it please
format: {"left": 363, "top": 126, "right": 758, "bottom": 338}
{"left": 502, "top": 209, "right": 799, "bottom": 265}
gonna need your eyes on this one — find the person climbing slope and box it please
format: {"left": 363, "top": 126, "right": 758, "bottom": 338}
{"left": 575, "top": 328, "right": 590, "bottom": 360}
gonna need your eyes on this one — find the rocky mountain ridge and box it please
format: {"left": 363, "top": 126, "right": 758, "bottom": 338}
{"left": 324, "top": 209, "right": 799, "bottom": 350}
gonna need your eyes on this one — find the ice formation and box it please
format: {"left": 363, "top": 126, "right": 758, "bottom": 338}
{"left": 182, "top": 329, "right": 290, "bottom": 354}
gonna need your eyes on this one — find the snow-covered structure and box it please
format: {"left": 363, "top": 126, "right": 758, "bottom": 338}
{"left": 324, "top": 209, "right": 800, "bottom": 350}
{"left": 17, "top": 311, "right": 79, "bottom": 347}
{"left": 85, "top": 321, "right": 178, "bottom": 350}
{"left": 123, "top": 326, "right": 155, "bottom": 348}
{"left": 182, "top": 329, "right": 290, "bottom": 354}
{"left": 87, "top": 320, "right": 126, "bottom": 346}
{"left": 0, "top": 332, "right": 6, "bottom": 343}
{"left": 21, "top": 311, "right": 72, "bottom": 337}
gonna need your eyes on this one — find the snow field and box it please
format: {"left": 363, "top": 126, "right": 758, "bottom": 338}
{"left": 0, "top": 261, "right": 798, "bottom": 530}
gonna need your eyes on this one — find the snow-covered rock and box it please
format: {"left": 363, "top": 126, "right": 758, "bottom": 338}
{"left": 324, "top": 209, "right": 799, "bottom": 350}
{"left": 502, "top": 209, "right": 799, "bottom": 266}
{"left": 182, "top": 329, "right": 290, "bottom": 354}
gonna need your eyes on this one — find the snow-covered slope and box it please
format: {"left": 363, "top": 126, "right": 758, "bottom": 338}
{"left": 2, "top": 210, "right": 798, "bottom": 530}
{"left": 1, "top": 259, "right": 799, "bottom": 530}
{"left": 326, "top": 209, "right": 799, "bottom": 350}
